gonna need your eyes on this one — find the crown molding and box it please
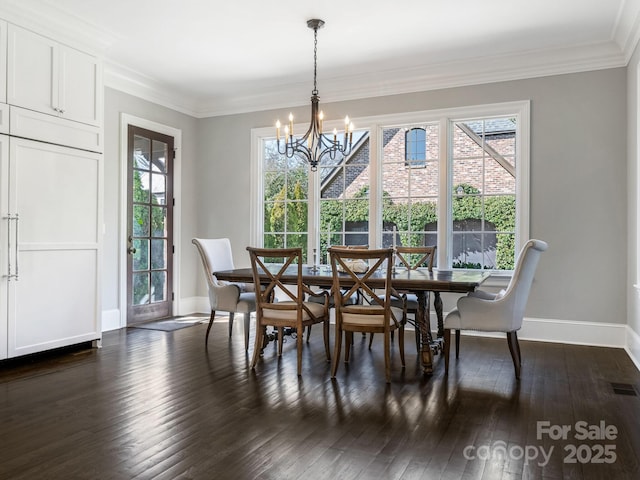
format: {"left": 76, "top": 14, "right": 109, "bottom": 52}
{"left": 614, "top": 0, "right": 640, "bottom": 62}
{"left": 3, "top": 0, "right": 637, "bottom": 119}
{"left": 105, "top": 40, "right": 627, "bottom": 119}
{"left": 0, "top": 0, "right": 116, "bottom": 55}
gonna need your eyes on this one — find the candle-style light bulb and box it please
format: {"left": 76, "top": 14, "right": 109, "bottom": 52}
{"left": 288, "top": 113, "right": 294, "bottom": 137}
{"left": 333, "top": 128, "right": 337, "bottom": 143}
{"left": 319, "top": 111, "right": 324, "bottom": 133}
{"left": 276, "top": 120, "right": 281, "bottom": 141}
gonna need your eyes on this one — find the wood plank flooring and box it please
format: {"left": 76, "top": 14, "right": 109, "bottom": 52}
{"left": 0, "top": 319, "right": 639, "bottom": 480}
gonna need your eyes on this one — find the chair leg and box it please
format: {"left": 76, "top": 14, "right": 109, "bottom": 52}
{"left": 368, "top": 333, "right": 374, "bottom": 349}
{"left": 399, "top": 326, "right": 405, "bottom": 367}
{"left": 345, "top": 331, "right": 352, "bottom": 362}
{"left": 384, "top": 330, "right": 391, "bottom": 383}
{"left": 414, "top": 327, "right": 420, "bottom": 355}
{"left": 297, "top": 326, "right": 304, "bottom": 376}
{"left": 277, "top": 327, "right": 284, "bottom": 356}
{"left": 205, "top": 310, "right": 216, "bottom": 346}
{"left": 443, "top": 328, "right": 451, "bottom": 375}
{"left": 228, "top": 312, "right": 234, "bottom": 338}
{"left": 306, "top": 325, "right": 311, "bottom": 343}
{"left": 323, "top": 320, "right": 331, "bottom": 361}
{"left": 507, "top": 331, "right": 522, "bottom": 379}
{"left": 331, "top": 327, "right": 342, "bottom": 378}
{"left": 243, "top": 313, "right": 250, "bottom": 352}
{"left": 251, "top": 323, "right": 264, "bottom": 369}
{"left": 455, "top": 329, "right": 461, "bottom": 358}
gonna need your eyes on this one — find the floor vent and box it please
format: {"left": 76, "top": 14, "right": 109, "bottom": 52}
{"left": 611, "top": 382, "right": 638, "bottom": 396}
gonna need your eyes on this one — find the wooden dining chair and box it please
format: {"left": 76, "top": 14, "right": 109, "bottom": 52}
{"left": 246, "top": 247, "right": 331, "bottom": 376}
{"left": 329, "top": 246, "right": 407, "bottom": 383}
{"left": 392, "top": 245, "right": 437, "bottom": 351}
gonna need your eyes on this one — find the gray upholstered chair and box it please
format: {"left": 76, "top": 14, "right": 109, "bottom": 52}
{"left": 192, "top": 238, "right": 256, "bottom": 350}
{"left": 443, "top": 239, "right": 548, "bottom": 379}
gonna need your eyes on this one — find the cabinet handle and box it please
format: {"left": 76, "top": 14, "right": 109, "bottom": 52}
{"left": 14, "top": 214, "right": 19, "bottom": 280}
{"left": 3, "top": 214, "right": 18, "bottom": 281}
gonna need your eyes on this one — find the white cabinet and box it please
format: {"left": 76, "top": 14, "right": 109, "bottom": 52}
{"left": 1, "top": 138, "right": 102, "bottom": 358}
{"left": 0, "top": 134, "right": 8, "bottom": 359}
{"left": 0, "top": 19, "right": 103, "bottom": 359}
{"left": 7, "top": 24, "right": 102, "bottom": 127}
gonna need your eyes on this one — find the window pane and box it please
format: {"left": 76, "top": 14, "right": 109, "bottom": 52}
{"left": 151, "top": 173, "right": 166, "bottom": 204}
{"left": 151, "top": 239, "right": 166, "bottom": 269}
{"left": 382, "top": 123, "right": 439, "bottom": 251}
{"left": 451, "top": 116, "right": 517, "bottom": 270}
{"left": 150, "top": 271, "right": 167, "bottom": 303}
{"left": 133, "top": 135, "right": 150, "bottom": 169}
{"left": 286, "top": 201, "right": 308, "bottom": 231}
{"left": 133, "top": 239, "right": 148, "bottom": 271}
{"left": 133, "top": 272, "right": 149, "bottom": 305}
{"left": 151, "top": 206, "right": 167, "bottom": 237}
{"left": 133, "top": 205, "right": 149, "bottom": 236}
{"left": 133, "top": 170, "right": 150, "bottom": 203}
{"left": 151, "top": 140, "right": 167, "bottom": 174}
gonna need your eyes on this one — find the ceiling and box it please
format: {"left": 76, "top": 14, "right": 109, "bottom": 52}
{"left": 2, "top": 0, "right": 640, "bottom": 118}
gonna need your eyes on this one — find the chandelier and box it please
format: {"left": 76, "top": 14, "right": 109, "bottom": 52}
{"left": 276, "top": 19, "right": 353, "bottom": 171}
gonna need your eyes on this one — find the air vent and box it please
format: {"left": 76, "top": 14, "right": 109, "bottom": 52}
{"left": 611, "top": 382, "right": 638, "bottom": 396}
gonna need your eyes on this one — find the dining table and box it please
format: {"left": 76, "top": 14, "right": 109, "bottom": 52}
{"left": 213, "top": 264, "right": 490, "bottom": 374}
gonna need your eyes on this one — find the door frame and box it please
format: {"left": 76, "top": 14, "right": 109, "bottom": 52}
{"left": 119, "top": 114, "right": 182, "bottom": 328}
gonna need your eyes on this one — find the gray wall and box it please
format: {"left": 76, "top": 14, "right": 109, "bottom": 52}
{"left": 194, "top": 68, "right": 627, "bottom": 324}
{"left": 103, "top": 87, "right": 199, "bottom": 315}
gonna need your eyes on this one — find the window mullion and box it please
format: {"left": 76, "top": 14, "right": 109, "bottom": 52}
{"left": 438, "top": 117, "right": 450, "bottom": 269}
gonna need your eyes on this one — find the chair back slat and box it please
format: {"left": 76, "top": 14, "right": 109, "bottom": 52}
{"left": 395, "top": 245, "right": 436, "bottom": 271}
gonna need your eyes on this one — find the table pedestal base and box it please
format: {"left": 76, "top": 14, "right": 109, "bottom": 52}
{"left": 415, "top": 291, "right": 445, "bottom": 374}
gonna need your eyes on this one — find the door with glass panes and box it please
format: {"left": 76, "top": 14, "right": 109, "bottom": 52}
{"left": 127, "top": 126, "right": 174, "bottom": 324}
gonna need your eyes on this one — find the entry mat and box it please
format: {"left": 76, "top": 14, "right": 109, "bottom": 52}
{"left": 131, "top": 315, "right": 213, "bottom": 332}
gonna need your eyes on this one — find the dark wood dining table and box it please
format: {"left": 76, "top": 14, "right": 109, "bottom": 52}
{"left": 213, "top": 264, "right": 489, "bottom": 374}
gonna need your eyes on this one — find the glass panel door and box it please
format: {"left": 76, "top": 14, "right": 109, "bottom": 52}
{"left": 127, "top": 125, "right": 174, "bottom": 324}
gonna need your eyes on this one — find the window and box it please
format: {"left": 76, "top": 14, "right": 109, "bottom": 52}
{"left": 383, "top": 124, "right": 439, "bottom": 257}
{"left": 451, "top": 117, "right": 517, "bottom": 269}
{"left": 261, "top": 141, "right": 309, "bottom": 255}
{"left": 405, "top": 127, "right": 427, "bottom": 167}
{"left": 251, "top": 101, "right": 529, "bottom": 271}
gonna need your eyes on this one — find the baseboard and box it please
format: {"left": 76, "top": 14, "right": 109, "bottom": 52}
{"left": 178, "top": 296, "right": 209, "bottom": 316}
{"left": 626, "top": 326, "right": 640, "bottom": 371}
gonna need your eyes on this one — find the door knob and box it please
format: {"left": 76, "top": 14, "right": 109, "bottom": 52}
{"left": 127, "top": 235, "right": 136, "bottom": 255}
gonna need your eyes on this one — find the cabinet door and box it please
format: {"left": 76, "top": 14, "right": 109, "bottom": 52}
{"left": 0, "top": 20, "right": 7, "bottom": 104}
{"left": 0, "top": 134, "right": 9, "bottom": 359}
{"left": 7, "top": 138, "right": 102, "bottom": 358}
{"left": 7, "top": 24, "right": 59, "bottom": 116}
{"left": 60, "top": 45, "right": 102, "bottom": 126}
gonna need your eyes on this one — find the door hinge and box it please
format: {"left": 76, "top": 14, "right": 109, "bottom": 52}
{"left": 172, "top": 245, "right": 175, "bottom": 254}
{"left": 172, "top": 292, "right": 175, "bottom": 301}
{"left": 172, "top": 198, "right": 175, "bottom": 206}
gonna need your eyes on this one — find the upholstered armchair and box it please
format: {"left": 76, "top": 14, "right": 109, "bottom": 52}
{"left": 443, "top": 239, "right": 548, "bottom": 379}
{"left": 192, "top": 238, "right": 256, "bottom": 350}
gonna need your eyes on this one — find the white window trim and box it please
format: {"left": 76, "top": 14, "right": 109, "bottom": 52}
{"left": 250, "top": 100, "right": 530, "bottom": 269}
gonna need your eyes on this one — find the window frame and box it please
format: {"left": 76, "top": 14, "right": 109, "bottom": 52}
{"left": 251, "top": 100, "right": 530, "bottom": 271}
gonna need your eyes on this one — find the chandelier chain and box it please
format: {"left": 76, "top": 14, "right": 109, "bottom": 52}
{"left": 313, "top": 25, "right": 318, "bottom": 95}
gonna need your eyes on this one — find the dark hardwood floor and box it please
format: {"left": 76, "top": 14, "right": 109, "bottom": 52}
{"left": 1, "top": 319, "right": 639, "bottom": 480}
